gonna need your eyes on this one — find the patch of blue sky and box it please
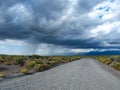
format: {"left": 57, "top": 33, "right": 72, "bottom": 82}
{"left": 98, "top": 7, "right": 104, "bottom": 10}
{"left": 104, "top": 7, "right": 111, "bottom": 12}
{"left": 110, "top": 0, "right": 115, "bottom": 2}
{"left": 0, "top": 44, "right": 26, "bottom": 54}
{"left": 98, "top": 15, "right": 103, "bottom": 19}
{"left": 105, "top": 8, "right": 110, "bottom": 11}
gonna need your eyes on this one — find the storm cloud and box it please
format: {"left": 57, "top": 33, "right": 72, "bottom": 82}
{"left": 0, "top": 0, "right": 120, "bottom": 55}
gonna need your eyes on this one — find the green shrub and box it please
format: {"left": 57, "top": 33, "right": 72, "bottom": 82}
{"left": 32, "top": 55, "right": 41, "bottom": 59}
{"left": 4, "top": 61, "right": 12, "bottom": 65}
{"left": 96, "top": 56, "right": 112, "bottom": 65}
{"left": 111, "top": 62, "right": 120, "bottom": 70}
{"left": 49, "top": 61, "right": 56, "bottom": 66}
{"left": 13, "top": 58, "right": 24, "bottom": 66}
{"left": 34, "top": 64, "right": 42, "bottom": 71}
{"left": 21, "top": 68, "right": 29, "bottom": 74}
{"left": 25, "top": 61, "right": 36, "bottom": 68}
{"left": 35, "top": 59, "right": 45, "bottom": 64}
{"left": 34, "top": 64, "right": 50, "bottom": 72}
{"left": 0, "top": 56, "right": 4, "bottom": 64}
{"left": 0, "top": 72, "right": 5, "bottom": 78}
{"left": 102, "top": 59, "right": 112, "bottom": 65}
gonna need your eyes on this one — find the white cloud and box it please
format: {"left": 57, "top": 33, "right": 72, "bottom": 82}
{"left": 0, "top": 39, "right": 27, "bottom": 46}
{"left": 72, "top": 49, "right": 94, "bottom": 53}
{"left": 8, "top": 3, "right": 33, "bottom": 25}
{"left": 35, "top": 43, "right": 73, "bottom": 55}
{"left": 89, "top": 0, "right": 120, "bottom": 22}
{"left": 90, "top": 21, "right": 120, "bottom": 38}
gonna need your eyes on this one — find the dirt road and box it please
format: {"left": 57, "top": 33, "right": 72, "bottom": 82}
{"left": 0, "top": 58, "right": 120, "bottom": 90}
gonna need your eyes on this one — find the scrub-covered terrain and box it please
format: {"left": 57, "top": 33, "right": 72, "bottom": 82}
{"left": 0, "top": 55, "right": 120, "bottom": 80}
{"left": 0, "top": 55, "right": 81, "bottom": 80}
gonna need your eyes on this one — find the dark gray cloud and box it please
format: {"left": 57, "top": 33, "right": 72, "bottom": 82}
{"left": 0, "top": 0, "right": 120, "bottom": 55}
{"left": 75, "top": 0, "right": 104, "bottom": 14}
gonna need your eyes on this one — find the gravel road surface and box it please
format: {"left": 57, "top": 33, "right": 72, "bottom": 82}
{"left": 0, "top": 58, "right": 120, "bottom": 90}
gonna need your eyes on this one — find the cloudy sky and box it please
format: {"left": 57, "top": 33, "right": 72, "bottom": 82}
{"left": 0, "top": 0, "right": 120, "bottom": 55}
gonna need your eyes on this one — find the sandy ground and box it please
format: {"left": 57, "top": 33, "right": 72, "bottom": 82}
{"left": 0, "top": 64, "right": 23, "bottom": 76}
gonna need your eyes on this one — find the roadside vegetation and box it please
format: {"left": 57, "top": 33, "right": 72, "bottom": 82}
{"left": 0, "top": 72, "right": 5, "bottom": 78}
{"left": 92, "top": 56, "right": 120, "bottom": 71}
{"left": 0, "top": 55, "right": 81, "bottom": 79}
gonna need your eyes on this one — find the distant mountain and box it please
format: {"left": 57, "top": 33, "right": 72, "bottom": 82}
{"left": 84, "top": 51, "right": 120, "bottom": 56}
